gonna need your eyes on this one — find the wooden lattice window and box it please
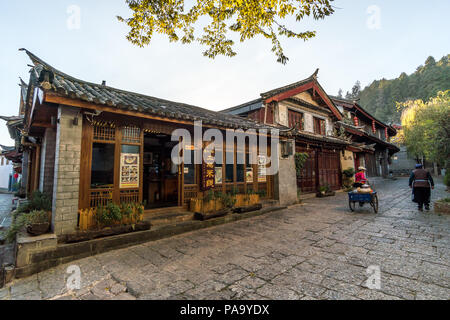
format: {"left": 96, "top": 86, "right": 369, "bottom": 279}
{"left": 288, "top": 110, "right": 303, "bottom": 130}
{"left": 89, "top": 189, "right": 113, "bottom": 208}
{"left": 93, "top": 122, "right": 116, "bottom": 142}
{"left": 120, "top": 189, "right": 140, "bottom": 204}
{"left": 313, "top": 117, "right": 326, "bottom": 135}
{"left": 122, "top": 126, "right": 141, "bottom": 144}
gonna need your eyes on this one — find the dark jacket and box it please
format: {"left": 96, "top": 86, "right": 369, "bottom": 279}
{"left": 409, "top": 169, "right": 434, "bottom": 188}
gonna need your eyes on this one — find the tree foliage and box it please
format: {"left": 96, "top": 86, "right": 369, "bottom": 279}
{"left": 399, "top": 90, "right": 450, "bottom": 169}
{"left": 118, "top": 0, "right": 335, "bottom": 64}
{"left": 344, "top": 80, "right": 361, "bottom": 100}
{"left": 357, "top": 54, "right": 450, "bottom": 123}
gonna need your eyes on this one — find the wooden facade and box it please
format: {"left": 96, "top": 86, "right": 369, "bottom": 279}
{"left": 296, "top": 144, "right": 342, "bottom": 193}
{"left": 77, "top": 112, "right": 275, "bottom": 213}
{"left": 223, "top": 71, "right": 348, "bottom": 195}
{"left": 331, "top": 96, "right": 400, "bottom": 178}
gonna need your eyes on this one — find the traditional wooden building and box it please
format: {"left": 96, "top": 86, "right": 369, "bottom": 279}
{"left": 11, "top": 50, "right": 298, "bottom": 236}
{"left": 331, "top": 97, "right": 399, "bottom": 178}
{"left": 222, "top": 71, "right": 349, "bottom": 194}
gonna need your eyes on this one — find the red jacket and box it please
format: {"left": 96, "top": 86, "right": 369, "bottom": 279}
{"left": 355, "top": 171, "right": 367, "bottom": 183}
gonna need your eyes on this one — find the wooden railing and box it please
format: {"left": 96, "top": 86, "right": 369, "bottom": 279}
{"left": 89, "top": 188, "right": 113, "bottom": 208}
{"left": 120, "top": 189, "right": 140, "bottom": 204}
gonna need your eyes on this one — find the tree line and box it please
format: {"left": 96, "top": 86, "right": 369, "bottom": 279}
{"left": 337, "top": 54, "right": 450, "bottom": 124}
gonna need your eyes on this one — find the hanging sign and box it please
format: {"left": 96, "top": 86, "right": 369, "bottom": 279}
{"left": 246, "top": 167, "right": 254, "bottom": 183}
{"left": 120, "top": 153, "right": 140, "bottom": 188}
{"left": 258, "top": 155, "right": 267, "bottom": 182}
{"left": 202, "top": 154, "right": 215, "bottom": 191}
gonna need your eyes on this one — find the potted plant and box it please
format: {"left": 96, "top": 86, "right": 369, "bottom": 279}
{"left": 193, "top": 191, "right": 234, "bottom": 221}
{"left": 95, "top": 202, "right": 123, "bottom": 228}
{"left": 342, "top": 168, "right": 355, "bottom": 192}
{"left": 317, "top": 184, "right": 335, "bottom": 198}
{"left": 16, "top": 191, "right": 52, "bottom": 223}
{"left": 435, "top": 198, "right": 450, "bottom": 215}
{"left": 25, "top": 210, "right": 50, "bottom": 236}
{"left": 318, "top": 185, "right": 328, "bottom": 196}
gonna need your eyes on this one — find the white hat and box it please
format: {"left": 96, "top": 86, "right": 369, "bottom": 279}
{"left": 358, "top": 166, "right": 367, "bottom": 171}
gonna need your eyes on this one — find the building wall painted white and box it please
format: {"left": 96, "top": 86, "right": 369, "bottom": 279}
{"left": 303, "top": 113, "right": 314, "bottom": 133}
{"left": 0, "top": 163, "right": 13, "bottom": 189}
{"left": 275, "top": 91, "right": 334, "bottom": 136}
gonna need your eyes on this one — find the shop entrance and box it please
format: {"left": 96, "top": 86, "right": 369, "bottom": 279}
{"left": 143, "top": 132, "right": 179, "bottom": 209}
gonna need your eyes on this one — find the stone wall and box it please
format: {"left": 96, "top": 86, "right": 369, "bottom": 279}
{"left": 274, "top": 140, "right": 298, "bottom": 206}
{"left": 341, "top": 150, "right": 355, "bottom": 173}
{"left": 390, "top": 146, "right": 417, "bottom": 175}
{"left": 52, "top": 106, "right": 82, "bottom": 235}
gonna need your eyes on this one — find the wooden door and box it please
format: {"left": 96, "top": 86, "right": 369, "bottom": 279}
{"left": 365, "top": 153, "right": 378, "bottom": 177}
{"left": 318, "top": 149, "right": 341, "bottom": 191}
{"left": 296, "top": 147, "right": 317, "bottom": 193}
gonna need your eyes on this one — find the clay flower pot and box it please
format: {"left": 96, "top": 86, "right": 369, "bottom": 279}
{"left": 27, "top": 222, "right": 50, "bottom": 236}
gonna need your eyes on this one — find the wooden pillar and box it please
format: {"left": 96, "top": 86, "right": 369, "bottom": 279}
{"left": 79, "top": 119, "right": 93, "bottom": 209}
{"left": 113, "top": 125, "right": 122, "bottom": 204}
{"left": 139, "top": 128, "right": 144, "bottom": 203}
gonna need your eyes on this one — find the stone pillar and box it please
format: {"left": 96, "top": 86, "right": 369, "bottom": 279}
{"left": 52, "top": 106, "right": 82, "bottom": 235}
{"left": 274, "top": 139, "right": 298, "bottom": 206}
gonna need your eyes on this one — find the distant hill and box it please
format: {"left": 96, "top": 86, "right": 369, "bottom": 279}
{"left": 358, "top": 54, "right": 450, "bottom": 124}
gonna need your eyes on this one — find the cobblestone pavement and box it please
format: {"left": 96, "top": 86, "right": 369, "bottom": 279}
{"left": 0, "top": 193, "right": 13, "bottom": 232}
{"left": 0, "top": 193, "right": 14, "bottom": 275}
{"left": 1, "top": 178, "right": 449, "bottom": 300}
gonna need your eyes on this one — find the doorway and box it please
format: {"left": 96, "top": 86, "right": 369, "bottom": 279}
{"left": 143, "top": 132, "right": 179, "bottom": 209}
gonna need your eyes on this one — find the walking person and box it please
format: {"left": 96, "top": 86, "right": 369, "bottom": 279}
{"left": 409, "top": 164, "right": 434, "bottom": 211}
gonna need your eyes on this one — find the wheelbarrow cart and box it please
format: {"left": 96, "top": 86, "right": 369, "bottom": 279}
{"left": 348, "top": 191, "right": 378, "bottom": 213}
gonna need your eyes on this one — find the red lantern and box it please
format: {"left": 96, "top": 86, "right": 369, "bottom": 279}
{"left": 353, "top": 117, "right": 359, "bottom": 127}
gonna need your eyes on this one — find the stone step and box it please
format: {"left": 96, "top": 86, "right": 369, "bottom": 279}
{"left": 261, "top": 199, "right": 280, "bottom": 208}
{"left": 145, "top": 211, "right": 194, "bottom": 227}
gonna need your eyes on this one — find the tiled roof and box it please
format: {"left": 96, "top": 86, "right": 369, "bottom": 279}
{"left": 0, "top": 116, "right": 23, "bottom": 122}
{"left": 20, "top": 49, "right": 281, "bottom": 132}
{"left": 329, "top": 96, "right": 355, "bottom": 105}
{"left": 336, "top": 121, "right": 399, "bottom": 152}
{"left": 220, "top": 98, "right": 263, "bottom": 114}
{"left": 330, "top": 96, "right": 397, "bottom": 135}
{"left": 19, "top": 78, "right": 28, "bottom": 103}
{"left": 0, "top": 145, "right": 16, "bottom": 152}
{"left": 294, "top": 130, "right": 349, "bottom": 146}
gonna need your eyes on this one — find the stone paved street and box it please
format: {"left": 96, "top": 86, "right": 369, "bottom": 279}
{"left": 0, "top": 193, "right": 13, "bottom": 232}
{"left": 0, "top": 193, "right": 14, "bottom": 285}
{"left": 1, "top": 178, "right": 449, "bottom": 300}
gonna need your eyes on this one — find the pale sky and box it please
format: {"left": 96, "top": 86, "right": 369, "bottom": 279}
{"left": 1, "top": 0, "right": 449, "bottom": 146}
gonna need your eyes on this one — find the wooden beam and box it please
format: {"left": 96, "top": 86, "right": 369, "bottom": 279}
{"left": 31, "top": 121, "right": 55, "bottom": 129}
{"left": 265, "top": 81, "right": 342, "bottom": 121}
{"left": 265, "top": 82, "right": 314, "bottom": 104}
{"left": 311, "top": 83, "right": 342, "bottom": 120}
